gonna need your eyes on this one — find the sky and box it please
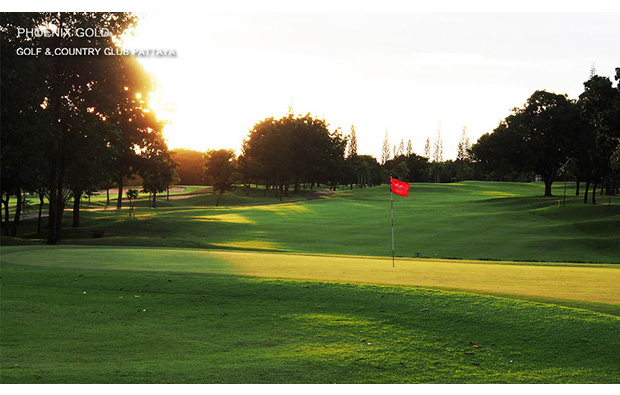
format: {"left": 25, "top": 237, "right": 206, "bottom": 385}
{"left": 120, "top": 9, "right": 620, "bottom": 160}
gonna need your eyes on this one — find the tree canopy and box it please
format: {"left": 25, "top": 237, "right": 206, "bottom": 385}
{"left": 240, "top": 113, "right": 346, "bottom": 198}
{"left": 0, "top": 12, "right": 175, "bottom": 241}
{"left": 471, "top": 73, "right": 620, "bottom": 200}
{"left": 204, "top": 149, "right": 236, "bottom": 206}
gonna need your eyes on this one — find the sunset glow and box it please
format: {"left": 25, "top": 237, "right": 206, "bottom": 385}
{"left": 122, "top": 11, "right": 620, "bottom": 159}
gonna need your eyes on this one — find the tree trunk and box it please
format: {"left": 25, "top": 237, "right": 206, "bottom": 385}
{"left": 11, "top": 187, "right": 22, "bottom": 237}
{"left": 543, "top": 176, "right": 553, "bottom": 197}
{"left": 592, "top": 181, "right": 597, "bottom": 205}
{"left": 575, "top": 179, "right": 580, "bottom": 196}
{"left": 37, "top": 190, "right": 44, "bottom": 234}
{"left": 53, "top": 188, "right": 67, "bottom": 244}
{"left": 2, "top": 192, "right": 9, "bottom": 237}
{"left": 153, "top": 192, "right": 157, "bottom": 208}
{"left": 116, "top": 178, "right": 124, "bottom": 209}
{"left": 72, "top": 190, "right": 80, "bottom": 227}
{"left": 216, "top": 191, "right": 223, "bottom": 207}
{"left": 584, "top": 180, "right": 590, "bottom": 203}
{"left": 47, "top": 136, "right": 61, "bottom": 245}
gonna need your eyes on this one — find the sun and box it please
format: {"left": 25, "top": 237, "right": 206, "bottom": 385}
{"left": 116, "top": 13, "right": 305, "bottom": 154}
{"left": 119, "top": 15, "right": 183, "bottom": 149}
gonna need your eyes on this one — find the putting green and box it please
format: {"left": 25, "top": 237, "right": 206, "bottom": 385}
{"left": 2, "top": 245, "right": 619, "bottom": 313}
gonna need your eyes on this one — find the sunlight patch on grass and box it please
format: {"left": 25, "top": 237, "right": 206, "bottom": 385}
{"left": 318, "top": 193, "right": 353, "bottom": 199}
{"left": 212, "top": 240, "right": 280, "bottom": 251}
{"left": 477, "top": 191, "right": 522, "bottom": 198}
{"left": 211, "top": 250, "right": 620, "bottom": 309}
{"left": 186, "top": 213, "right": 255, "bottom": 224}
{"left": 293, "top": 343, "right": 360, "bottom": 359}
{"left": 245, "top": 203, "right": 313, "bottom": 215}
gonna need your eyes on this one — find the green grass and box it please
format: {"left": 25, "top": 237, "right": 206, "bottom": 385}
{"left": 2, "top": 181, "right": 619, "bottom": 383}
{"left": 1, "top": 261, "right": 619, "bottom": 383}
{"left": 9, "top": 181, "right": 618, "bottom": 263}
{"left": 3, "top": 245, "right": 618, "bottom": 315}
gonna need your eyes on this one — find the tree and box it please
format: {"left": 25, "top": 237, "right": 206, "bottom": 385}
{"left": 470, "top": 123, "right": 530, "bottom": 182}
{"left": 431, "top": 125, "right": 444, "bottom": 183}
{"left": 1, "top": 12, "right": 146, "bottom": 243}
{"left": 171, "top": 149, "right": 207, "bottom": 185}
{"left": 456, "top": 127, "right": 471, "bottom": 161}
{"left": 384, "top": 152, "right": 429, "bottom": 183}
{"left": 204, "top": 149, "right": 236, "bottom": 206}
{"left": 65, "top": 113, "right": 113, "bottom": 227}
{"left": 240, "top": 113, "right": 345, "bottom": 199}
{"left": 578, "top": 74, "right": 620, "bottom": 203}
{"left": 1, "top": 13, "right": 54, "bottom": 236}
{"left": 433, "top": 128, "right": 443, "bottom": 163}
{"left": 520, "top": 91, "right": 582, "bottom": 196}
{"left": 105, "top": 55, "right": 164, "bottom": 211}
{"left": 381, "top": 131, "right": 391, "bottom": 165}
{"left": 471, "top": 90, "right": 580, "bottom": 196}
{"left": 391, "top": 161, "right": 410, "bottom": 181}
{"left": 404, "top": 153, "right": 430, "bottom": 182}
{"left": 126, "top": 189, "right": 139, "bottom": 216}
{"left": 140, "top": 145, "right": 178, "bottom": 208}
{"left": 397, "top": 139, "right": 405, "bottom": 157}
{"left": 423, "top": 137, "right": 431, "bottom": 159}
{"left": 1, "top": 13, "right": 170, "bottom": 241}
{"left": 454, "top": 126, "right": 473, "bottom": 181}
{"left": 353, "top": 155, "right": 382, "bottom": 187}
{"left": 406, "top": 139, "right": 413, "bottom": 156}
{"left": 346, "top": 124, "right": 358, "bottom": 158}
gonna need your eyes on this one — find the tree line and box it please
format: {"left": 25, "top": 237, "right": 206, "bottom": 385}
{"left": 470, "top": 69, "right": 620, "bottom": 200}
{"left": 196, "top": 115, "right": 477, "bottom": 203}
{"left": 198, "top": 67, "right": 619, "bottom": 203}
{"left": 1, "top": 13, "right": 177, "bottom": 243}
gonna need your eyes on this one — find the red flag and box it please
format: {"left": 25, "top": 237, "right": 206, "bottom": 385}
{"left": 390, "top": 178, "right": 410, "bottom": 197}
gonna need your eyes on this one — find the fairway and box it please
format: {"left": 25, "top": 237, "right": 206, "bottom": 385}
{"left": 10, "top": 181, "right": 615, "bottom": 264}
{"left": 2, "top": 181, "right": 620, "bottom": 383}
{"left": 2, "top": 253, "right": 619, "bottom": 384}
{"left": 2, "top": 245, "right": 619, "bottom": 314}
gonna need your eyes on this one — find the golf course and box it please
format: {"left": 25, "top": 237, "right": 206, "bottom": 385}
{"left": 1, "top": 181, "right": 619, "bottom": 383}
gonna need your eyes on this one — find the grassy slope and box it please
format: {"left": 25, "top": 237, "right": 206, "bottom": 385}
{"left": 1, "top": 261, "right": 619, "bottom": 384}
{"left": 9, "top": 181, "right": 616, "bottom": 263}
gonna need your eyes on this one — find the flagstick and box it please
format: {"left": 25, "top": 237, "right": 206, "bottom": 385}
{"left": 390, "top": 176, "right": 395, "bottom": 268}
